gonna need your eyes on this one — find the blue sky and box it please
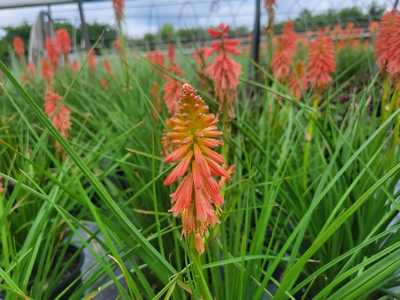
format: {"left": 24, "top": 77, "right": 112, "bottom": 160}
{"left": 0, "top": 0, "right": 393, "bottom": 37}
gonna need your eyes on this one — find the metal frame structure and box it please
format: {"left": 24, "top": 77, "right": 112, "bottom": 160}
{"left": 0, "top": 0, "right": 104, "bottom": 49}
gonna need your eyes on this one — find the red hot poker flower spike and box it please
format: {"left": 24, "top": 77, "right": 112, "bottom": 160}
{"left": 56, "top": 29, "right": 71, "bottom": 56}
{"left": 41, "top": 58, "right": 54, "bottom": 84}
{"left": 103, "top": 58, "right": 113, "bottom": 76}
{"left": 208, "top": 23, "right": 230, "bottom": 39}
{"left": 45, "top": 37, "right": 60, "bottom": 67}
{"left": 44, "top": 89, "right": 71, "bottom": 139}
{"left": 264, "top": 0, "right": 276, "bottom": 9}
{"left": 206, "top": 24, "right": 241, "bottom": 112}
{"left": 163, "top": 83, "right": 230, "bottom": 254}
{"left": 113, "top": 0, "right": 125, "bottom": 23}
{"left": 87, "top": 50, "right": 97, "bottom": 73}
{"left": 44, "top": 90, "right": 71, "bottom": 138}
{"left": 272, "top": 21, "right": 297, "bottom": 82}
{"left": 375, "top": 10, "right": 400, "bottom": 80}
{"left": 13, "top": 36, "right": 25, "bottom": 58}
{"left": 147, "top": 51, "right": 165, "bottom": 67}
{"left": 306, "top": 33, "right": 336, "bottom": 93}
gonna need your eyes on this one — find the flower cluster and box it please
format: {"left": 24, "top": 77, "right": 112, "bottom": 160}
{"left": 13, "top": 36, "right": 25, "bottom": 59}
{"left": 306, "top": 33, "right": 336, "bottom": 93}
{"left": 87, "top": 49, "right": 97, "bottom": 73}
{"left": 44, "top": 89, "right": 71, "bottom": 140}
{"left": 272, "top": 22, "right": 297, "bottom": 82}
{"left": 41, "top": 58, "right": 54, "bottom": 84}
{"left": 103, "top": 58, "right": 113, "bottom": 76}
{"left": 147, "top": 51, "right": 165, "bottom": 68}
{"left": 375, "top": 10, "right": 400, "bottom": 81}
{"left": 112, "top": 0, "right": 125, "bottom": 24}
{"left": 40, "top": 29, "right": 74, "bottom": 148}
{"left": 206, "top": 23, "right": 241, "bottom": 114}
{"left": 45, "top": 37, "right": 60, "bottom": 68}
{"left": 162, "top": 83, "right": 230, "bottom": 254}
{"left": 56, "top": 29, "right": 71, "bottom": 62}
{"left": 264, "top": 0, "right": 276, "bottom": 9}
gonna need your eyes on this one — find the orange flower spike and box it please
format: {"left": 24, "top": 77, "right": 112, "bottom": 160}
{"left": 112, "top": 0, "right": 125, "bottom": 24}
{"left": 103, "top": 58, "right": 113, "bottom": 76}
{"left": 13, "top": 36, "right": 25, "bottom": 59}
{"left": 168, "top": 43, "right": 176, "bottom": 63}
{"left": 264, "top": 0, "right": 276, "bottom": 9}
{"left": 52, "top": 105, "right": 71, "bottom": 139}
{"left": 163, "top": 83, "right": 230, "bottom": 254}
{"left": 271, "top": 22, "right": 297, "bottom": 82}
{"left": 45, "top": 37, "right": 60, "bottom": 67}
{"left": 206, "top": 23, "right": 241, "bottom": 107}
{"left": 44, "top": 89, "right": 71, "bottom": 139}
{"left": 306, "top": 33, "right": 336, "bottom": 93}
{"left": 147, "top": 51, "right": 165, "bottom": 67}
{"left": 163, "top": 75, "right": 182, "bottom": 114}
{"left": 41, "top": 58, "right": 54, "bottom": 84}
{"left": 55, "top": 29, "right": 71, "bottom": 57}
{"left": 44, "top": 89, "right": 62, "bottom": 117}
{"left": 375, "top": 10, "right": 400, "bottom": 79}
{"left": 87, "top": 50, "right": 97, "bottom": 73}
{"left": 100, "top": 78, "right": 109, "bottom": 90}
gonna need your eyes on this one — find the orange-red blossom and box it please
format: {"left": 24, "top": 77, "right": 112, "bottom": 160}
{"left": 306, "top": 33, "right": 336, "bottom": 93}
{"left": 13, "top": 36, "right": 25, "bottom": 59}
{"left": 375, "top": 10, "right": 400, "bottom": 81}
{"left": 112, "top": 0, "right": 125, "bottom": 24}
{"left": 45, "top": 90, "right": 71, "bottom": 139}
{"left": 272, "top": 21, "right": 297, "bottom": 82}
{"left": 206, "top": 24, "right": 241, "bottom": 116}
{"left": 162, "top": 83, "right": 231, "bottom": 254}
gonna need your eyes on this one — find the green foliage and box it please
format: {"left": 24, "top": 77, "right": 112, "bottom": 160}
{"left": 0, "top": 42, "right": 400, "bottom": 299}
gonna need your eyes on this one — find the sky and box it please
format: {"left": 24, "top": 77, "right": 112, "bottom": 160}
{"left": 0, "top": 0, "right": 394, "bottom": 38}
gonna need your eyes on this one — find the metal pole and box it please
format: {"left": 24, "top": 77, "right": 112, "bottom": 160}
{"left": 250, "top": 0, "right": 261, "bottom": 82}
{"left": 77, "top": 0, "right": 90, "bottom": 50}
{"left": 47, "top": 4, "right": 52, "bottom": 19}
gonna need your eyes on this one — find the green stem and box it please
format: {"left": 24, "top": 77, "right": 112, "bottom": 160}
{"left": 303, "top": 95, "right": 320, "bottom": 190}
{"left": 189, "top": 240, "right": 213, "bottom": 300}
{"left": 0, "top": 190, "right": 10, "bottom": 269}
{"left": 381, "top": 75, "right": 391, "bottom": 122}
